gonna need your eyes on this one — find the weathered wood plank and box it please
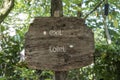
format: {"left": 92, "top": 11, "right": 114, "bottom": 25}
{"left": 25, "top": 17, "right": 94, "bottom": 71}
{"left": 26, "top": 53, "right": 93, "bottom": 71}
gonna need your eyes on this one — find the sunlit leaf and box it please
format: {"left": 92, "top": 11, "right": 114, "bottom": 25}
{"left": 113, "top": 19, "right": 118, "bottom": 28}
{"left": 108, "top": 15, "right": 112, "bottom": 20}
{"left": 0, "top": 35, "right": 2, "bottom": 40}
{"left": 101, "top": 52, "right": 107, "bottom": 59}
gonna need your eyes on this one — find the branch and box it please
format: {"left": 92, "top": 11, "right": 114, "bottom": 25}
{"left": 0, "top": 0, "right": 14, "bottom": 24}
{"left": 77, "top": 1, "right": 83, "bottom": 18}
{"left": 103, "top": 14, "right": 111, "bottom": 44}
{"left": 84, "top": 0, "right": 105, "bottom": 19}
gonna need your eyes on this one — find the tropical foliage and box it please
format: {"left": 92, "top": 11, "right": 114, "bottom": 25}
{"left": 0, "top": 0, "right": 120, "bottom": 80}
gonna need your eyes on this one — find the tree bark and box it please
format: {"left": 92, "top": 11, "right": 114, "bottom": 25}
{"left": 0, "top": 0, "right": 14, "bottom": 24}
{"left": 51, "top": 0, "right": 63, "bottom": 17}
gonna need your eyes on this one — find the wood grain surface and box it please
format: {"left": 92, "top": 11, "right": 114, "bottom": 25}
{"left": 25, "top": 17, "right": 94, "bottom": 71}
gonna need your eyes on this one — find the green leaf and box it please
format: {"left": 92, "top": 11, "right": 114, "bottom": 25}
{"left": 0, "top": 35, "right": 2, "bottom": 40}
{"left": 101, "top": 52, "right": 107, "bottom": 59}
{"left": 113, "top": 19, "right": 118, "bottom": 28}
{"left": 0, "top": 26, "right": 5, "bottom": 32}
{"left": 108, "top": 15, "right": 112, "bottom": 20}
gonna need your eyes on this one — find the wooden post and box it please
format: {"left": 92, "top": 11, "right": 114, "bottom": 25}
{"left": 54, "top": 71, "right": 68, "bottom": 80}
{"left": 51, "top": 0, "right": 63, "bottom": 17}
{"left": 51, "top": 0, "right": 67, "bottom": 80}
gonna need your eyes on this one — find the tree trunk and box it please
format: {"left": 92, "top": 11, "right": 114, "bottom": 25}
{"left": 0, "top": 0, "right": 14, "bottom": 24}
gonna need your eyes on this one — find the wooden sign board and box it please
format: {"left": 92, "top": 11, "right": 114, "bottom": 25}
{"left": 25, "top": 17, "right": 94, "bottom": 71}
